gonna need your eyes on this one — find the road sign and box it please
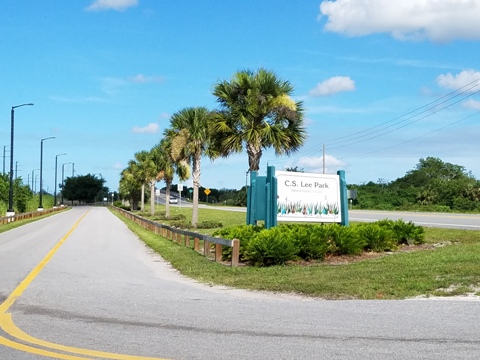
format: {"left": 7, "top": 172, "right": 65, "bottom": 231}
{"left": 178, "top": 184, "right": 183, "bottom": 192}
{"left": 204, "top": 188, "right": 211, "bottom": 195}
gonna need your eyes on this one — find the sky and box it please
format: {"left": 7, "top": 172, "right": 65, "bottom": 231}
{"left": 1, "top": 0, "right": 480, "bottom": 194}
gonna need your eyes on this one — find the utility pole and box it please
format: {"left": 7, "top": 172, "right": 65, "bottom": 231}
{"left": 3, "top": 145, "right": 6, "bottom": 174}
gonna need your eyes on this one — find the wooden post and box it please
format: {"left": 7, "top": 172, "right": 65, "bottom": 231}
{"left": 215, "top": 244, "right": 222, "bottom": 262}
{"left": 194, "top": 237, "right": 200, "bottom": 252}
{"left": 185, "top": 235, "right": 190, "bottom": 247}
{"left": 204, "top": 241, "right": 211, "bottom": 257}
{"left": 231, "top": 239, "right": 240, "bottom": 267}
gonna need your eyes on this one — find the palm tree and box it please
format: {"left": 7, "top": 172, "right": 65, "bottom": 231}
{"left": 131, "top": 150, "right": 157, "bottom": 212}
{"left": 169, "top": 107, "right": 212, "bottom": 227}
{"left": 119, "top": 166, "right": 141, "bottom": 210}
{"left": 152, "top": 136, "right": 190, "bottom": 218}
{"left": 211, "top": 68, "right": 306, "bottom": 172}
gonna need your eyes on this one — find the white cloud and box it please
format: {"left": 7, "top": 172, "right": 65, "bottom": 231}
{"left": 463, "top": 99, "right": 480, "bottom": 110}
{"left": 437, "top": 70, "right": 480, "bottom": 91}
{"left": 86, "top": 0, "right": 138, "bottom": 11}
{"left": 129, "top": 74, "right": 165, "bottom": 83}
{"left": 132, "top": 123, "right": 159, "bottom": 134}
{"left": 113, "top": 163, "right": 124, "bottom": 170}
{"left": 319, "top": 0, "right": 480, "bottom": 42}
{"left": 309, "top": 76, "right": 355, "bottom": 97}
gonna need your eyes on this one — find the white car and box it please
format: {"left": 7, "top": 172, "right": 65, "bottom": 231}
{"left": 169, "top": 197, "right": 178, "bottom": 204}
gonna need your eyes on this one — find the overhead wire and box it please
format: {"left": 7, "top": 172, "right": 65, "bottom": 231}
{"left": 268, "top": 78, "right": 480, "bottom": 169}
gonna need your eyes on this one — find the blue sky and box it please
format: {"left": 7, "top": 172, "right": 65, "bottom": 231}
{"left": 1, "top": 0, "right": 480, "bottom": 193}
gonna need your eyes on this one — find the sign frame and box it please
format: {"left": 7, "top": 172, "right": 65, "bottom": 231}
{"left": 276, "top": 171, "right": 342, "bottom": 223}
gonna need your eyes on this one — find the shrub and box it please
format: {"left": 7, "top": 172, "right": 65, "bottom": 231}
{"left": 169, "top": 221, "right": 190, "bottom": 229}
{"left": 325, "top": 224, "right": 366, "bottom": 255}
{"left": 213, "top": 225, "right": 263, "bottom": 262}
{"left": 246, "top": 227, "right": 297, "bottom": 266}
{"left": 376, "top": 219, "right": 425, "bottom": 245}
{"left": 196, "top": 220, "right": 223, "bottom": 229}
{"left": 357, "top": 223, "right": 396, "bottom": 252}
{"left": 280, "top": 224, "right": 329, "bottom": 261}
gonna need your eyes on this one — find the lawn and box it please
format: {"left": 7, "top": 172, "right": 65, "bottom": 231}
{"left": 116, "top": 205, "right": 480, "bottom": 300}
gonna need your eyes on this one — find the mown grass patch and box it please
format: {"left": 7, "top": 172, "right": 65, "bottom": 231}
{"left": 114, "top": 207, "right": 480, "bottom": 300}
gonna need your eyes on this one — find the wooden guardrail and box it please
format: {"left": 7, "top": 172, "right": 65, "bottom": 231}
{"left": 115, "top": 207, "right": 240, "bottom": 267}
{"left": 0, "top": 206, "right": 68, "bottom": 224}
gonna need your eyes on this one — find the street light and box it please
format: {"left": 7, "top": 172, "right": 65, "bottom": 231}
{"left": 54, "top": 153, "right": 66, "bottom": 207}
{"left": 61, "top": 162, "right": 72, "bottom": 205}
{"left": 38, "top": 137, "right": 55, "bottom": 211}
{"left": 7, "top": 103, "right": 34, "bottom": 216}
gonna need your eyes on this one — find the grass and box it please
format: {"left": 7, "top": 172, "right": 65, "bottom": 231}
{"left": 116, "top": 205, "right": 480, "bottom": 300}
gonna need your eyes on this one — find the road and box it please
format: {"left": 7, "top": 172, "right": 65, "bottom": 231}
{"left": 173, "top": 200, "right": 480, "bottom": 230}
{"left": 349, "top": 210, "right": 480, "bottom": 230}
{"left": 1, "top": 207, "right": 478, "bottom": 359}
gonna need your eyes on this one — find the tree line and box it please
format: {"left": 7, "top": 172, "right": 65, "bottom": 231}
{"left": 349, "top": 157, "right": 480, "bottom": 212}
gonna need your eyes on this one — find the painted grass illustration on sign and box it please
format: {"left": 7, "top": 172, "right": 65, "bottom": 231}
{"left": 277, "top": 199, "right": 339, "bottom": 218}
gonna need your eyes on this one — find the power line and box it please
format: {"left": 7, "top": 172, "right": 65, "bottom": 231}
{"left": 278, "top": 78, "right": 480, "bottom": 162}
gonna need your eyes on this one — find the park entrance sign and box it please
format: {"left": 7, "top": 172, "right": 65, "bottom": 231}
{"left": 246, "top": 166, "right": 349, "bottom": 228}
{"left": 276, "top": 171, "right": 342, "bottom": 223}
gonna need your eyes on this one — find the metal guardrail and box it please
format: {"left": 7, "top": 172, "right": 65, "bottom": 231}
{"left": 114, "top": 207, "right": 240, "bottom": 267}
{"left": 0, "top": 206, "right": 68, "bottom": 224}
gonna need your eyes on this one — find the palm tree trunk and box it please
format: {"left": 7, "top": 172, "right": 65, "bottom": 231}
{"left": 140, "top": 183, "right": 145, "bottom": 212}
{"left": 191, "top": 154, "right": 201, "bottom": 227}
{"left": 150, "top": 180, "right": 155, "bottom": 216}
{"left": 247, "top": 142, "right": 262, "bottom": 171}
{"left": 165, "top": 179, "right": 171, "bottom": 218}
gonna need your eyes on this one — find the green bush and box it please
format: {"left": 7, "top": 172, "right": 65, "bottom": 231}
{"left": 213, "top": 224, "right": 263, "bottom": 261}
{"left": 376, "top": 219, "right": 425, "bottom": 245}
{"left": 169, "top": 221, "right": 190, "bottom": 229}
{"left": 357, "top": 223, "right": 396, "bottom": 252}
{"left": 280, "top": 224, "right": 329, "bottom": 261}
{"left": 246, "top": 227, "right": 297, "bottom": 266}
{"left": 325, "top": 224, "right": 366, "bottom": 255}
{"left": 196, "top": 220, "right": 223, "bottom": 229}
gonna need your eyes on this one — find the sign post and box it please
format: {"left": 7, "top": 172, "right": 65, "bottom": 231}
{"left": 204, "top": 188, "right": 211, "bottom": 204}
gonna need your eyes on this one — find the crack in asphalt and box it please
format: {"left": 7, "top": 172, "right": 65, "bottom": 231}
{"left": 14, "top": 305, "right": 480, "bottom": 346}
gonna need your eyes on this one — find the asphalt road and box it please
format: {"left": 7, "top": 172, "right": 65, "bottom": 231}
{"left": 1, "top": 207, "right": 479, "bottom": 359}
{"left": 171, "top": 200, "right": 480, "bottom": 230}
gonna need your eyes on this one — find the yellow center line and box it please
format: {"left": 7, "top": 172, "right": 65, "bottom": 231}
{"left": 0, "top": 209, "right": 169, "bottom": 360}
{"left": 0, "top": 211, "right": 89, "bottom": 314}
{"left": 0, "top": 335, "right": 91, "bottom": 360}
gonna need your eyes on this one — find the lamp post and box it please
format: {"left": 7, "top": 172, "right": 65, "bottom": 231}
{"left": 61, "top": 162, "right": 71, "bottom": 205}
{"left": 54, "top": 153, "right": 66, "bottom": 208}
{"left": 7, "top": 103, "right": 34, "bottom": 216}
{"left": 38, "top": 137, "right": 55, "bottom": 211}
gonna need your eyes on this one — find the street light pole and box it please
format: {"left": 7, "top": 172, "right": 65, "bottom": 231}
{"left": 61, "top": 162, "right": 71, "bottom": 205}
{"left": 54, "top": 153, "right": 66, "bottom": 207}
{"left": 38, "top": 137, "right": 55, "bottom": 211}
{"left": 7, "top": 103, "right": 34, "bottom": 217}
